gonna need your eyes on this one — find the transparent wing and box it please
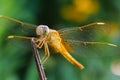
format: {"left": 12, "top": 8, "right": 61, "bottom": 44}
{"left": 58, "top": 22, "right": 111, "bottom": 42}
{"left": 0, "top": 15, "right": 37, "bottom": 29}
{"left": 58, "top": 22, "right": 120, "bottom": 57}
{"left": 64, "top": 40, "right": 120, "bottom": 57}
{"left": 0, "top": 15, "right": 37, "bottom": 36}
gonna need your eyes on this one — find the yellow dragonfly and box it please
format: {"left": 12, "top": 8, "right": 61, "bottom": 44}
{"left": 0, "top": 15, "right": 118, "bottom": 70}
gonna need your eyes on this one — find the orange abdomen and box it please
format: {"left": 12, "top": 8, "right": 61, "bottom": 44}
{"left": 48, "top": 29, "right": 84, "bottom": 69}
{"left": 59, "top": 43, "right": 84, "bottom": 69}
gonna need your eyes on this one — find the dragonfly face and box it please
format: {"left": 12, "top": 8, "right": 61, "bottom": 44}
{"left": 36, "top": 25, "right": 50, "bottom": 36}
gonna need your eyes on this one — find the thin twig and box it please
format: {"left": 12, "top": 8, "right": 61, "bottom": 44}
{"left": 31, "top": 38, "right": 47, "bottom": 80}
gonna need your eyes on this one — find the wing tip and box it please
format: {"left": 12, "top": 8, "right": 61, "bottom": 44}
{"left": 96, "top": 22, "right": 106, "bottom": 25}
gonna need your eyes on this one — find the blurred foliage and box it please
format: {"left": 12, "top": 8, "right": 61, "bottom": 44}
{"left": 61, "top": 0, "right": 99, "bottom": 22}
{"left": 0, "top": 0, "right": 120, "bottom": 80}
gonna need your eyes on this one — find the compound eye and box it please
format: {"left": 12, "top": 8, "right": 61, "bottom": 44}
{"left": 36, "top": 25, "right": 49, "bottom": 36}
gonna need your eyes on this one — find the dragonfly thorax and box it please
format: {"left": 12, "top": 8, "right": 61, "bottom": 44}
{"left": 36, "top": 25, "right": 50, "bottom": 36}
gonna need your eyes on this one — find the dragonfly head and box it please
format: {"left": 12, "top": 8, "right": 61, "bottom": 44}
{"left": 36, "top": 25, "right": 50, "bottom": 36}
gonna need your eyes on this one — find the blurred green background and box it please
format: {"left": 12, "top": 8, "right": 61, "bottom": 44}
{"left": 0, "top": 0, "right": 120, "bottom": 80}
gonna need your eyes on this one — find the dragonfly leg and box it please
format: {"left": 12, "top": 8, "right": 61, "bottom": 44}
{"left": 42, "top": 42, "right": 50, "bottom": 63}
{"left": 36, "top": 36, "right": 47, "bottom": 48}
{"left": 36, "top": 40, "right": 44, "bottom": 48}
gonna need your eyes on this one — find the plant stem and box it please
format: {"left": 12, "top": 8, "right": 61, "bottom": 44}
{"left": 31, "top": 38, "right": 47, "bottom": 80}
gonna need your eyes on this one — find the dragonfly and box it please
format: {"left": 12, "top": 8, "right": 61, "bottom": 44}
{"left": 0, "top": 15, "right": 119, "bottom": 70}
